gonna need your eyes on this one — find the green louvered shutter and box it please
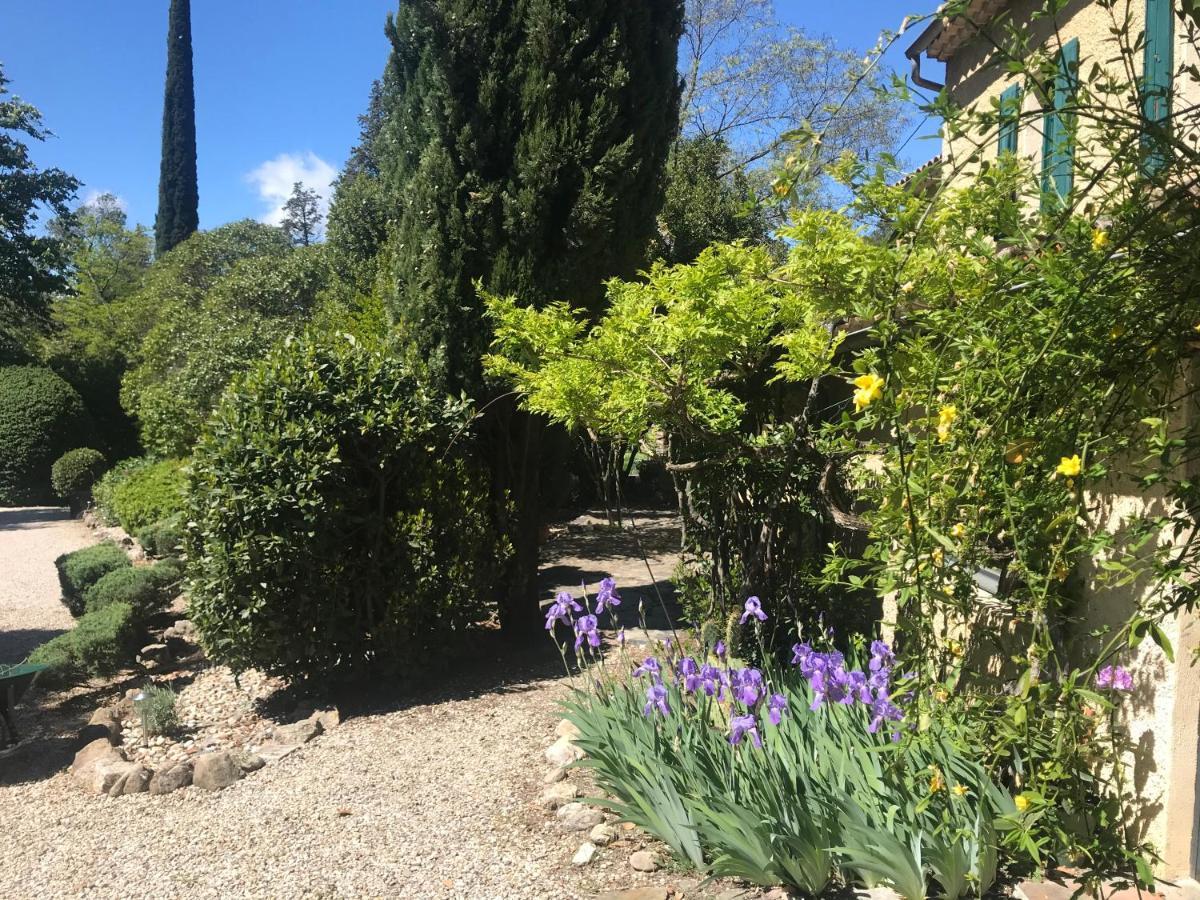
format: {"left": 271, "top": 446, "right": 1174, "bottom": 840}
{"left": 998, "top": 85, "right": 1021, "bottom": 155}
{"left": 1042, "top": 39, "right": 1079, "bottom": 206}
{"left": 1143, "top": 0, "right": 1174, "bottom": 171}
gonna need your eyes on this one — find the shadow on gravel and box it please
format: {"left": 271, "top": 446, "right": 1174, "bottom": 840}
{"left": 0, "top": 507, "right": 73, "bottom": 532}
{"left": 0, "top": 628, "right": 71, "bottom": 667}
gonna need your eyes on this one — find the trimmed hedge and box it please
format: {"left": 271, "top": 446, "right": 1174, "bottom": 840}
{"left": 27, "top": 602, "right": 138, "bottom": 688}
{"left": 83, "top": 561, "right": 180, "bottom": 617}
{"left": 107, "top": 458, "right": 187, "bottom": 533}
{"left": 51, "top": 447, "right": 107, "bottom": 514}
{"left": 55, "top": 542, "right": 131, "bottom": 616}
{"left": 136, "top": 516, "right": 185, "bottom": 558}
{"left": 0, "top": 366, "right": 94, "bottom": 505}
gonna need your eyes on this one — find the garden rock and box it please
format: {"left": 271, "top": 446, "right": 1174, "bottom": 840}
{"left": 556, "top": 802, "right": 605, "bottom": 832}
{"left": 571, "top": 842, "right": 597, "bottom": 866}
{"left": 71, "top": 739, "right": 135, "bottom": 795}
{"left": 542, "top": 766, "right": 567, "bottom": 784}
{"left": 255, "top": 740, "right": 301, "bottom": 763}
{"left": 589, "top": 823, "right": 617, "bottom": 846}
{"left": 597, "top": 890, "right": 669, "bottom": 900}
{"left": 232, "top": 750, "right": 265, "bottom": 773}
{"left": 86, "top": 706, "right": 123, "bottom": 744}
{"left": 193, "top": 750, "right": 243, "bottom": 791}
{"left": 540, "top": 781, "right": 579, "bottom": 809}
{"left": 293, "top": 700, "right": 340, "bottom": 731}
{"left": 274, "top": 718, "right": 322, "bottom": 745}
{"left": 629, "top": 850, "right": 659, "bottom": 872}
{"left": 149, "top": 761, "right": 192, "bottom": 795}
{"left": 109, "top": 764, "right": 151, "bottom": 797}
{"left": 544, "top": 735, "right": 584, "bottom": 766}
{"left": 554, "top": 718, "right": 581, "bottom": 741}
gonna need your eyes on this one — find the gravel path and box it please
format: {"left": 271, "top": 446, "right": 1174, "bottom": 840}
{"left": 0, "top": 508, "right": 728, "bottom": 899}
{"left": 0, "top": 507, "right": 95, "bottom": 663}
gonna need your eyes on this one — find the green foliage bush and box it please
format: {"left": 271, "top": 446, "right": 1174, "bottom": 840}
{"left": 134, "top": 683, "right": 178, "bottom": 737}
{"left": 55, "top": 542, "right": 131, "bottom": 616}
{"left": 0, "top": 366, "right": 94, "bottom": 505}
{"left": 83, "top": 562, "right": 179, "bottom": 618}
{"left": 136, "top": 516, "right": 185, "bottom": 558}
{"left": 91, "top": 457, "right": 147, "bottom": 525}
{"left": 27, "top": 602, "right": 138, "bottom": 687}
{"left": 50, "top": 447, "right": 107, "bottom": 513}
{"left": 187, "top": 332, "right": 506, "bottom": 680}
{"left": 107, "top": 458, "right": 187, "bottom": 533}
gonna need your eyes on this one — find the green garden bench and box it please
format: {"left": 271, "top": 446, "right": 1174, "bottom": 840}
{"left": 0, "top": 663, "right": 48, "bottom": 748}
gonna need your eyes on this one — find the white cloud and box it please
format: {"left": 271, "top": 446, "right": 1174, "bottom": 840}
{"left": 244, "top": 151, "right": 336, "bottom": 232}
{"left": 80, "top": 189, "right": 128, "bottom": 212}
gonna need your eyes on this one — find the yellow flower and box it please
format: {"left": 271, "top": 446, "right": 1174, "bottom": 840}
{"left": 1014, "top": 794, "right": 1030, "bottom": 812}
{"left": 934, "top": 689, "right": 949, "bottom": 703}
{"left": 1110, "top": 324, "right": 1127, "bottom": 340}
{"left": 900, "top": 281, "right": 916, "bottom": 294}
{"left": 929, "top": 766, "right": 945, "bottom": 793}
{"left": 851, "top": 373, "right": 885, "bottom": 412}
{"left": 1092, "top": 229, "right": 1109, "bottom": 251}
{"left": 1055, "top": 454, "right": 1082, "bottom": 478}
{"left": 952, "top": 784, "right": 969, "bottom": 797}
{"left": 936, "top": 405, "right": 957, "bottom": 443}
{"left": 950, "top": 522, "right": 966, "bottom": 539}
{"left": 931, "top": 548, "right": 944, "bottom": 566}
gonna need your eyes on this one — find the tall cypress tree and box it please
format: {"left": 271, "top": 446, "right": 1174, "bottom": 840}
{"left": 155, "top": 0, "right": 199, "bottom": 257}
{"left": 376, "top": 0, "right": 684, "bottom": 631}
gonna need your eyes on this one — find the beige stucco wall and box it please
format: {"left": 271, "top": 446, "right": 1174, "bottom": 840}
{"left": 931, "top": 2, "right": 1200, "bottom": 877}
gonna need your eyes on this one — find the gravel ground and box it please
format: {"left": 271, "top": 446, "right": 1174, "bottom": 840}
{"left": 0, "top": 506, "right": 95, "bottom": 663}
{"left": 0, "top": 507, "right": 738, "bottom": 900}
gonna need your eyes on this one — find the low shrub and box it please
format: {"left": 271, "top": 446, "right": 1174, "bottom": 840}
{"left": 28, "top": 602, "right": 138, "bottom": 687}
{"left": 83, "top": 564, "right": 176, "bottom": 618}
{"left": 134, "top": 683, "right": 178, "bottom": 737}
{"left": 108, "top": 457, "right": 187, "bottom": 533}
{"left": 51, "top": 447, "right": 107, "bottom": 514}
{"left": 187, "top": 333, "right": 506, "bottom": 680}
{"left": 55, "top": 542, "right": 131, "bottom": 616}
{"left": 147, "top": 556, "right": 185, "bottom": 591}
{"left": 91, "top": 457, "right": 149, "bottom": 525}
{"left": 135, "top": 516, "right": 185, "bottom": 558}
{"left": 0, "top": 365, "right": 94, "bottom": 505}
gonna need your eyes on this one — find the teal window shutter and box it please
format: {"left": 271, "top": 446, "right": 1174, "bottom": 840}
{"left": 1042, "top": 38, "right": 1079, "bottom": 206}
{"left": 998, "top": 85, "right": 1021, "bottom": 155}
{"left": 1143, "top": 0, "right": 1174, "bottom": 170}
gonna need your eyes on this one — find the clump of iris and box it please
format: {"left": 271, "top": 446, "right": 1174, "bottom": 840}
{"left": 543, "top": 577, "right": 623, "bottom": 655}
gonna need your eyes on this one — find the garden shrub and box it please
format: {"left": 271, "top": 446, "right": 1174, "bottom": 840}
{"left": 55, "top": 542, "right": 131, "bottom": 616}
{"left": 83, "top": 563, "right": 177, "bottom": 618}
{"left": 0, "top": 365, "right": 94, "bottom": 505}
{"left": 136, "top": 515, "right": 185, "bottom": 558}
{"left": 50, "top": 447, "right": 107, "bottom": 514}
{"left": 91, "top": 457, "right": 149, "bottom": 525}
{"left": 134, "top": 683, "right": 178, "bottom": 737}
{"left": 107, "top": 457, "right": 187, "bottom": 533}
{"left": 27, "top": 602, "right": 138, "bottom": 687}
{"left": 187, "top": 332, "right": 506, "bottom": 680}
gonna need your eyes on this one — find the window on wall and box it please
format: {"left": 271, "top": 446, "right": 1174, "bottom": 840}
{"left": 1041, "top": 38, "right": 1079, "bottom": 208}
{"left": 998, "top": 85, "right": 1021, "bottom": 155}
{"left": 1143, "top": 0, "right": 1174, "bottom": 171}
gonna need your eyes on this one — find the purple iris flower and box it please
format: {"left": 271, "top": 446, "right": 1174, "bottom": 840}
{"left": 633, "top": 657, "right": 662, "bottom": 680}
{"left": 791, "top": 642, "right": 812, "bottom": 668}
{"left": 869, "top": 640, "right": 895, "bottom": 672}
{"left": 846, "top": 670, "right": 872, "bottom": 704}
{"left": 809, "top": 665, "right": 854, "bottom": 710}
{"left": 714, "top": 640, "right": 726, "bottom": 660}
{"left": 544, "top": 591, "right": 583, "bottom": 630}
{"left": 643, "top": 683, "right": 670, "bottom": 717}
{"left": 1096, "top": 665, "right": 1133, "bottom": 692}
{"left": 767, "top": 693, "right": 789, "bottom": 725}
{"left": 617, "top": 627, "right": 626, "bottom": 647}
{"left": 729, "top": 714, "right": 762, "bottom": 748}
{"left": 595, "top": 577, "right": 621, "bottom": 614}
{"left": 675, "top": 658, "right": 701, "bottom": 693}
{"left": 574, "top": 614, "right": 600, "bottom": 650}
{"left": 731, "top": 668, "right": 764, "bottom": 707}
{"left": 739, "top": 596, "right": 768, "bottom": 624}
{"left": 868, "top": 693, "right": 904, "bottom": 735}
{"left": 699, "top": 664, "right": 726, "bottom": 699}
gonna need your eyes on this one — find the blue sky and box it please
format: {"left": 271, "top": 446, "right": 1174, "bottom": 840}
{"left": 1, "top": 1, "right": 943, "bottom": 231}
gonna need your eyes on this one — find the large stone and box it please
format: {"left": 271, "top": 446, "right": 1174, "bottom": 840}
{"left": 540, "top": 781, "right": 580, "bottom": 809}
{"left": 555, "top": 718, "right": 581, "bottom": 741}
{"left": 557, "top": 802, "right": 605, "bottom": 832}
{"left": 543, "top": 766, "right": 567, "bottom": 785}
{"left": 72, "top": 737, "right": 119, "bottom": 772}
{"left": 293, "top": 701, "right": 340, "bottom": 732}
{"left": 589, "top": 823, "right": 617, "bottom": 846}
{"left": 71, "top": 738, "right": 133, "bottom": 795}
{"left": 597, "top": 890, "right": 670, "bottom": 900}
{"left": 255, "top": 741, "right": 301, "bottom": 763}
{"left": 149, "top": 761, "right": 193, "bottom": 795}
{"left": 138, "top": 643, "right": 170, "bottom": 664}
{"left": 629, "top": 850, "right": 659, "bottom": 872}
{"left": 193, "top": 751, "right": 244, "bottom": 791}
{"left": 163, "top": 619, "right": 199, "bottom": 643}
{"left": 571, "top": 842, "right": 597, "bottom": 866}
{"left": 231, "top": 751, "right": 265, "bottom": 773}
{"left": 274, "top": 719, "right": 322, "bottom": 745}
{"left": 86, "top": 707, "right": 123, "bottom": 744}
{"left": 545, "top": 736, "right": 584, "bottom": 767}
{"left": 109, "top": 764, "right": 152, "bottom": 797}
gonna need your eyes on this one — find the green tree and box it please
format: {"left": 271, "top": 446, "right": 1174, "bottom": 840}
{"left": 155, "top": 0, "right": 199, "bottom": 256}
{"left": 280, "top": 181, "right": 323, "bottom": 247}
{"left": 376, "top": 0, "right": 684, "bottom": 630}
{"left": 0, "top": 63, "right": 79, "bottom": 361}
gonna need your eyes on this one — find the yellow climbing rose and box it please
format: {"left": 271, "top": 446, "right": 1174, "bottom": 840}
{"left": 950, "top": 522, "right": 966, "bottom": 539}
{"left": 936, "top": 405, "right": 957, "bottom": 443}
{"left": 1056, "top": 454, "right": 1082, "bottom": 478}
{"left": 1092, "top": 229, "right": 1109, "bottom": 251}
{"left": 1014, "top": 794, "right": 1030, "bottom": 812}
{"left": 851, "top": 373, "right": 885, "bottom": 412}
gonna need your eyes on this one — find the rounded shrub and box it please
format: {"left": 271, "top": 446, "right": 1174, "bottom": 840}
{"left": 83, "top": 565, "right": 172, "bottom": 618}
{"left": 51, "top": 447, "right": 108, "bottom": 514}
{"left": 55, "top": 542, "right": 132, "bottom": 616}
{"left": 136, "top": 516, "right": 185, "bottom": 558}
{"left": 108, "top": 457, "right": 187, "bottom": 533}
{"left": 28, "top": 602, "right": 138, "bottom": 688}
{"left": 187, "top": 333, "right": 506, "bottom": 680}
{"left": 0, "top": 366, "right": 94, "bottom": 505}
